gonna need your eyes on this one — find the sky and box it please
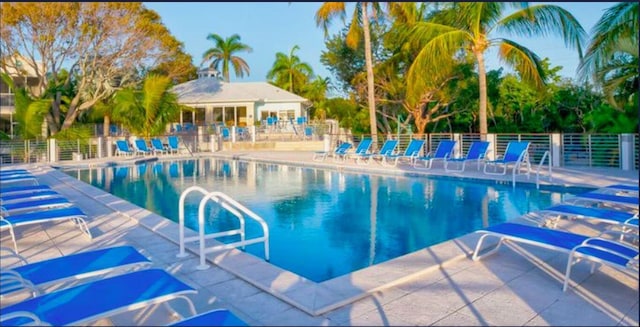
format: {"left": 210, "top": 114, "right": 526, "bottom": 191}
{"left": 144, "top": 2, "right": 614, "bottom": 90}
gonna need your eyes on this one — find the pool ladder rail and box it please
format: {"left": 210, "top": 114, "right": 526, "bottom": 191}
{"left": 177, "top": 186, "right": 270, "bottom": 270}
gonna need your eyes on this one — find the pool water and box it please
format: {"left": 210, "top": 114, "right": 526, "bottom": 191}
{"left": 63, "top": 159, "right": 588, "bottom": 282}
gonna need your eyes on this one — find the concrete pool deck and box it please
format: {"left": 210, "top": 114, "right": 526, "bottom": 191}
{"left": 1, "top": 151, "right": 638, "bottom": 326}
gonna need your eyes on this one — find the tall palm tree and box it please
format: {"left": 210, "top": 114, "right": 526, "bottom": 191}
{"left": 266, "top": 45, "right": 314, "bottom": 94}
{"left": 578, "top": 2, "right": 638, "bottom": 109}
{"left": 202, "top": 33, "right": 252, "bottom": 82}
{"left": 316, "top": 2, "right": 382, "bottom": 145}
{"left": 112, "top": 74, "right": 185, "bottom": 138}
{"left": 408, "top": 3, "right": 586, "bottom": 135}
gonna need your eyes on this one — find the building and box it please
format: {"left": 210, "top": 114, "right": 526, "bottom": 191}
{"left": 0, "top": 54, "right": 44, "bottom": 138}
{"left": 171, "top": 68, "right": 311, "bottom": 128}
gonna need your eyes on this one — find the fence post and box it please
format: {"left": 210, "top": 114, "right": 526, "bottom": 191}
{"left": 97, "top": 137, "right": 103, "bottom": 158}
{"left": 452, "top": 133, "right": 462, "bottom": 158}
{"left": 486, "top": 134, "right": 497, "bottom": 160}
{"left": 323, "top": 134, "right": 331, "bottom": 152}
{"left": 551, "top": 133, "right": 561, "bottom": 167}
{"left": 231, "top": 126, "right": 237, "bottom": 143}
{"left": 48, "top": 138, "right": 57, "bottom": 162}
{"left": 620, "top": 133, "right": 634, "bottom": 170}
{"left": 250, "top": 125, "right": 256, "bottom": 144}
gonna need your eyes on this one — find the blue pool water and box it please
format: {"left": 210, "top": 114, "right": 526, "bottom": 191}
{"left": 63, "top": 159, "right": 589, "bottom": 282}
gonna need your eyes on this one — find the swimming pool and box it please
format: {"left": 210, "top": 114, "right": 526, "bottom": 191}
{"left": 63, "top": 158, "right": 589, "bottom": 282}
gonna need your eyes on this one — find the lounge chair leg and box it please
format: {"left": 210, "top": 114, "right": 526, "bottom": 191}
{"left": 472, "top": 234, "right": 504, "bottom": 260}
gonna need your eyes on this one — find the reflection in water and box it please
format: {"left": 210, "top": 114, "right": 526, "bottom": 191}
{"left": 65, "top": 159, "right": 582, "bottom": 283}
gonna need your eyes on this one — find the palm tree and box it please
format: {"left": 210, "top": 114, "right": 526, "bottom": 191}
{"left": 408, "top": 3, "right": 586, "bottom": 135}
{"left": 578, "top": 2, "right": 638, "bottom": 109}
{"left": 266, "top": 45, "right": 314, "bottom": 94}
{"left": 112, "top": 74, "right": 185, "bottom": 138}
{"left": 202, "top": 33, "right": 252, "bottom": 82}
{"left": 316, "top": 2, "right": 382, "bottom": 145}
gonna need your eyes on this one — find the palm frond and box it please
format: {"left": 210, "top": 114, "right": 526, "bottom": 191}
{"left": 497, "top": 39, "right": 546, "bottom": 89}
{"left": 497, "top": 4, "right": 587, "bottom": 57}
{"left": 315, "top": 2, "right": 346, "bottom": 37}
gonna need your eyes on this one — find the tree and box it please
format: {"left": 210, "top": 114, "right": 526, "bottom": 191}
{"left": 267, "top": 45, "right": 313, "bottom": 94}
{"left": 0, "top": 2, "right": 195, "bottom": 133}
{"left": 316, "top": 2, "right": 383, "bottom": 146}
{"left": 112, "top": 74, "right": 186, "bottom": 138}
{"left": 408, "top": 2, "right": 586, "bottom": 135}
{"left": 578, "top": 2, "right": 638, "bottom": 110}
{"left": 202, "top": 33, "right": 252, "bottom": 82}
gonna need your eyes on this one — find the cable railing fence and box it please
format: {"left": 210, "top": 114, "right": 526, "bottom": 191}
{"left": 1, "top": 132, "right": 637, "bottom": 171}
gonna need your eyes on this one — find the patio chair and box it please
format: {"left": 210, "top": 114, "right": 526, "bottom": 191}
{"left": 471, "top": 222, "right": 639, "bottom": 292}
{"left": 563, "top": 192, "right": 639, "bottom": 211}
{"left": 413, "top": 140, "right": 457, "bottom": 169}
{"left": 0, "top": 169, "right": 29, "bottom": 175}
{"left": 167, "top": 135, "right": 180, "bottom": 154}
{"left": 1, "top": 189, "right": 62, "bottom": 205}
{"left": 221, "top": 127, "right": 230, "bottom": 141}
{"left": 381, "top": 139, "right": 425, "bottom": 167}
{"left": 0, "top": 174, "right": 38, "bottom": 186}
{"left": 115, "top": 140, "right": 135, "bottom": 156}
{"left": 528, "top": 204, "right": 639, "bottom": 241}
{"left": 344, "top": 139, "right": 373, "bottom": 162}
{"left": 151, "top": 138, "right": 168, "bottom": 155}
{"left": 312, "top": 142, "right": 352, "bottom": 162}
{"left": 444, "top": 141, "right": 491, "bottom": 172}
{"left": 1, "top": 245, "right": 152, "bottom": 300}
{"left": 134, "top": 139, "right": 153, "bottom": 156}
{"left": 0, "top": 185, "right": 51, "bottom": 196}
{"left": 171, "top": 309, "right": 248, "bottom": 326}
{"left": 594, "top": 184, "right": 639, "bottom": 196}
{"left": 483, "top": 140, "right": 531, "bottom": 176}
{"left": 1, "top": 196, "right": 74, "bottom": 215}
{"left": 1, "top": 206, "right": 92, "bottom": 252}
{"left": 356, "top": 139, "right": 399, "bottom": 165}
{"left": 304, "top": 126, "right": 313, "bottom": 140}
{"left": 0, "top": 268, "right": 198, "bottom": 326}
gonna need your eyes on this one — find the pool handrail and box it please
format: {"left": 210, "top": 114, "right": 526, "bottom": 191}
{"left": 177, "top": 186, "right": 270, "bottom": 270}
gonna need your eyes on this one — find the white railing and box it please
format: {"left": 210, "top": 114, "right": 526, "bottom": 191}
{"left": 536, "top": 150, "right": 553, "bottom": 189}
{"left": 177, "top": 186, "right": 270, "bottom": 270}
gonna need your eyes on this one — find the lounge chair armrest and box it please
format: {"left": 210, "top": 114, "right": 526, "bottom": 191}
{"left": 0, "top": 246, "right": 29, "bottom": 265}
{"left": 1, "top": 311, "right": 51, "bottom": 326}
{"left": 1, "top": 270, "right": 39, "bottom": 295}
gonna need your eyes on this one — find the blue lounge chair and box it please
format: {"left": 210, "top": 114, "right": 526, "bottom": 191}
{"left": 0, "top": 174, "right": 38, "bottom": 186}
{"left": 483, "top": 140, "right": 531, "bottom": 176}
{"left": 1, "top": 245, "right": 152, "bottom": 300}
{"left": 595, "top": 184, "right": 639, "bottom": 196}
{"left": 0, "top": 185, "right": 51, "bottom": 195}
{"left": 168, "top": 135, "right": 180, "bottom": 154}
{"left": 357, "top": 139, "right": 399, "bottom": 165}
{"left": 0, "top": 169, "right": 29, "bottom": 175}
{"left": 472, "top": 222, "right": 639, "bottom": 291}
{"left": 1, "top": 206, "right": 92, "bottom": 252}
{"left": 0, "top": 268, "right": 198, "bottom": 326}
{"left": 381, "top": 139, "right": 425, "bottom": 167}
{"left": 313, "top": 142, "right": 352, "bottom": 162}
{"left": 413, "top": 140, "right": 457, "bottom": 169}
{"left": 344, "top": 139, "right": 373, "bottom": 162}
{"left": 564, "top": 192, "right": 639, "bottom": 211}
{"left": 171, "top": 309, "right": 248, "bottom": 326}
{"left": 445, "top": 141, "right": 491, "bottom": 172}
{"left": 115, "top": 140, "right": 134, "bottom": 156}
{"left": 1, "top": 197, "right": 73, "bottom": 215}
{"left": 1, "top": 189, "right": 62, "bottom": 204}
{"left": 151, "top": 138, "right": 168, "bottom": 155}
{"left": 221, "top": 127, "right": 230, "bottom": 141}
{"left": 533, "top": 204, "right": 638, "bottom": 229}
{"left": 134, "top": 139, "right": 153, "bottom": 156}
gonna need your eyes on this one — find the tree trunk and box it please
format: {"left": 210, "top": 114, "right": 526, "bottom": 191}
{"left": 103, "top": 115, "right": 111, "bottom": 137}
{"left": 476, "top": 50, "right": 488, "bottom": 138}
{"left": 362, "top": 3, "right": 378, "bottom": 149}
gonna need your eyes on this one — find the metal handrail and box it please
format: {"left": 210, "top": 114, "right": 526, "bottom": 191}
{"left": 177, "top": 186, "right": 270, "bottom": 270}
{"left": 536, "top": 150, "right": 552, "bottom": 189}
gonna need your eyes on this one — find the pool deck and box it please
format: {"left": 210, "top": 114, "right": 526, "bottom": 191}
{"left": 1, "top": 151, "right": 638, "bottom": 326}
